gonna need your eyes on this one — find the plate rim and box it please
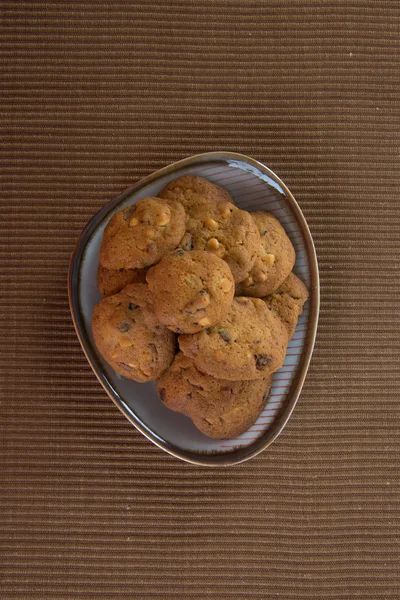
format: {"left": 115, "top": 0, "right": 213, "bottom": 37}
{"left": 68, "top": 151, "right": 320, "bottom": 466}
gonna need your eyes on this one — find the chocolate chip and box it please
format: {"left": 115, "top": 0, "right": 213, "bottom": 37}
{"left": 218, "top": 330, "right": 231, "bottom": 343}
{"left": 255, "top": 354, "right": 272, "bottom": 368}
{"left": 127, "top": 303, "right": 138, "bottom": 310}
{"left": 149, "top": 342, "right": 158, "bottom": 357}
{"left": 262, "top": 392, "right": 270, "bottom": 403}
{"left": 191, "top": 383, "right": 204, "bottom": 391}
{"left": 119, "top": 362, "right": 133, "bottom": 371}
{"left": 198, "top": 289, "right": 207, "bottom": 296}
{"left": 187, "top": 392, "right": 192, "bottom": 399}
{"left": 185, "top": 307, "right": 205, "bottom": 316}
{"left": 205, "top": 328, "right": 212, "bottom": 334}
{"left": 116, "top": 322, "right": 130, "bottom": 332}
{"left": 123, "top": 206, "right": 136, "bottom": 222}
{"left": 173, "top": 249, "right": 185, "bottom": 256}
{"left": 159, "top": 388, "right": 166, "bottom": 401}
{"left": 181, "top": 235, "right": 193, "bottom": 251}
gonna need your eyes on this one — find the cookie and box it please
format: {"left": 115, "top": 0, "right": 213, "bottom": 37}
{"left": 92, "top": 283, "right": 175, "bottom": 382}
{"left": 99, "top": 197, "right": 186, "bottom": 270}
{"left": 263, "top": 272, "right": 309, "bottom": 338}
{"left": 178, "top": 296, "right": 289, "bottom": 381}
{"left": 157, "top": 353, "right": 273, "bottom": 439}
{"left": 160, "top": 176, "right": 233, "bottom": 250}
{"left": 97, "top": 264, "right": 147, "bottom": 298}
{"left": 160, "top": 176, "right": 260, "bottom": 283}
{"left": 146, "top": 249, "right": 234, "bottom": 334}
{"left": 159, "top": 175, "right": 233, "bottom": 209}
{"left": 236, "top": 211, "right": 296, "bottom": 297}
{"left": 189, "top": 205, "right": 261, "bottom": 283}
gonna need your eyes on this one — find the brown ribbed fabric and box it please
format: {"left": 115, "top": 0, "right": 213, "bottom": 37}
{"left": 1, "top": 1, "right": 400, "bottom": 598}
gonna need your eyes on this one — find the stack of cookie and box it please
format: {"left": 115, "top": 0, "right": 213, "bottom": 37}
{"left": 92, "top": 176, "right": 308, "bottom": 439}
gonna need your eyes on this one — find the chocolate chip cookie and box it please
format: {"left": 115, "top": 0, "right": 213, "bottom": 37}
{"left": 159, "top": 176, "right": 260, "bottom": 283}
{"left": 178, "top": 296, "right": 289, "bottom": 381}
{"left": 157, "top": 352, "right": 273, "bottom": 439}
{"left": 188, "top": 204, "right": 261, "bottom": 284}
{"left": 99, "top": 197, "right": 186, "bottom": 270}
{"left": 146, "top": 249, "right": 234, "bottom": 334}
{"left": 159, "top": 175, "right": 233, "bottom": 209}
{"left": 159, "top": 176, "right": 232, "bottom": 250}
{"left": 236, "top": 211, "right": 296, "bottom": 297}
{"left": 92, "top": 283, "right": 175, "bottom": 382}
{"left": 97, "top": 264, "right": 147, "bottom": 298}
{"left": 263, "top": 272, "right": 309, "bottom": 338}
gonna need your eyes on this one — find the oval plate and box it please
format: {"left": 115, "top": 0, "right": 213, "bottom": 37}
{"left": 68, "top": 152, "right": 319, "bottom": 466}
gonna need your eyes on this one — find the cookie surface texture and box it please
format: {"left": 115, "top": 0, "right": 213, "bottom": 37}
{"left": 146, "top": 249, "right": 235, "bottom": 334}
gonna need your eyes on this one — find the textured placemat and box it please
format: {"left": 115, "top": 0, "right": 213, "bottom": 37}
{"left": 1, "top": 1, "right": 400, "bottom": 598}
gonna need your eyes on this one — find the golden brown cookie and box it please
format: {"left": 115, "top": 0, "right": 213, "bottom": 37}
{"left": 146, "top": 249, "right": 234, "bottom": 334}
{"left": 159, "top": 176, "right": 231, "bottom": 250}
{"left": 159, "top": 175, "right": 233, "bottom": 209}
{"left": 160, "top": 176, "right": 233, "bottom": 251}
{"left": 179, "top": 296, "right": 289, "bottom": 381}
{"left": 159, "top": 176, "right": 260, "bottom": 283}
{"left": 91, "top": 283, "right": 175, "bottom": 382}
{"left": 157, "top": 353, "right": 273, "bottom": 439}
{"left": 189, "top": 204, "right": 261, "bottom": 284}
{"left": 236, "top": 211, "right": 296, "bottom": 297}
{"left": 99, "top": 197, "right": 186, "bottom": 270}
{"left": 263, "top": 272, "right": 309, "bottom": 338}
{"left": 97, "top": 264, "right": 147, "bottom": 298}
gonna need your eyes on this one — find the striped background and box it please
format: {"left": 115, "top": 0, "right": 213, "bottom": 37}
{"left": 1, "top": 1, "right": 400, "bottom": 599}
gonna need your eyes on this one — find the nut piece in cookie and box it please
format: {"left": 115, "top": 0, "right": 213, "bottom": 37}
{"left": 99, "top": 197, "right": 186, "bottom": 270}
{"left": 263, "top": 272, "right": 309, "bottom": 338}
{"left": 236, "top": 211, "right": 296, "bottom": 297}
{"left": 146, "top": 249, "right": 235, "bottom": 334}
{"left": 97, "top": 264, "right": 147, "bottom": 298}
{"left": 178, "top": 296, "right": 289, "bottom": 381}
{"left": 157, "top": 353, "right": 273, "bottom": 439}
{"left": 91, "top": 283, "right": 175, "bottom": 382}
